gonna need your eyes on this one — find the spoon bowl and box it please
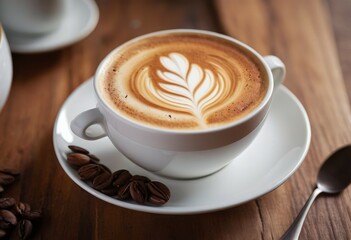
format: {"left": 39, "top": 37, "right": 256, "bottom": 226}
{"left": 281, "top": 145, "right": 351, "bottom": 240}
{"left": 317, "top": 145, "right": 351, "bottom": 193}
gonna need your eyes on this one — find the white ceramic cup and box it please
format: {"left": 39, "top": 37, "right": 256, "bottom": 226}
{"left": 0, "top": 0, "right": 64, "bottom": 35}
{"left": 0, "top": 24, "right": 12, "bottom": 112}
{"left": 70, "top": 29, "right": 286, "bottom": 179}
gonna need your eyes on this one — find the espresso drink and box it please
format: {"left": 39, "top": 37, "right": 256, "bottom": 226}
{"left": 98, "top": 32, "right": 268, "bottom": 130}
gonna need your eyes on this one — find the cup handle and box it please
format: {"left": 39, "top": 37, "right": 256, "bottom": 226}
{"left": 70, "top": 108, "right": 107, "bottom": 140}
{"left": 263, "top": 55, "right": 286, "bottom": 88}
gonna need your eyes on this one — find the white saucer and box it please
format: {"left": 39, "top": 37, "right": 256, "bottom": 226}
{"left": 53, "top": 79, "right": 311, "bottom": 215}
{"left": 6, "top": 0, "right": 99, "bottom": 53}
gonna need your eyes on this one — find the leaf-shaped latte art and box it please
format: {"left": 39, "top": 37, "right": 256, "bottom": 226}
{"left": 134, "top": 52, "right": 234, "bottom": 126}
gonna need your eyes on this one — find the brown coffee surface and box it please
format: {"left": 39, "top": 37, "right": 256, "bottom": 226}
{"left": 98, "top": 32, "right": 268, "bottom": 130}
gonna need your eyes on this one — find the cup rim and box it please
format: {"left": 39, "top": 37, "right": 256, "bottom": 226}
{"left": 0, "top": 24, "right": 3, "bottom": 45}
{"left": 94, "top": 29, "right": 274, "bottom": 134}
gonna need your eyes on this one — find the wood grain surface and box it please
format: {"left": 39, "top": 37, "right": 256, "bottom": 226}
{"left": 0, "top": 0, "right": 350, "bottom": 239}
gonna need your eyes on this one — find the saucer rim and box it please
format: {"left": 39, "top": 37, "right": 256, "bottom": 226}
{"left": 53, "top": 79, "right": 311, "bottom": 215}
{"left": 6, "top": 0, "right": 99, "bottom": 53}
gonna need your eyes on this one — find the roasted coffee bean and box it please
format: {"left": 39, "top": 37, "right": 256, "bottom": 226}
{"left": 92, "top": 171, "right": 112, "bottom": 190}
{"left": 0, "top": 168, "right": 20, "bottom": 177}
{"left": 0, "top": 217, "right": 11, "bottom": 230}
{"left": 98, "top": 164, "right": 112, "bottom": 174}
{"left": 101, "top": 186, "right": 119, "bottom": 196}
{"left": 0, "top": 166, "right": 40, "bottom": 238}
{"left": 66, "top": 145, "right": 172, "bottom": 207}
{"left": 112, "top": 169, "right": 130, "bottom": 179}
{"left": 0, "top": 173, "right": 15, "bottom": 186}
{"left": 78, "top": 164, "right": 101, "bottom": 181}
{"left": 117, "top": 182, "right": 131, "bottom": 200}
{"left": 147, "top": 181, "right": 171, "bottom": 205}
{"left": 23, "top": 210, "right": 42, "bottom": 221}
{"left": 112, "top": 170, "right": 132, "bottom": 189}
{"left": 0, "top": 186, "right": 3, "bottom": 193}
{"left": 131, "top": 175, "right": 151, "bottom": 183}
{"left": 0, "top": 210, "right": 17, "bottom": 227}
{"left": 18, "top": 219, "right": 32, "bottom": 240}
{"left": 68, "top": 145, "right": 89, "bottom": 154}
{"left": 148, "top": 195, "right": 168, "bottom": 205}
{"left": 15, "top": 202, "right": 31, "bottom": 216}
{"left": 0, "top": 197, "right": 16, "bottom": 209}
{"left": 130, "top": 181, "right": 148, "bottom": 204}
{"left": 88, "top": 154, "right": 100, "bottom": 163}
{"left": 67, "top": 153, "right": 90, "bottom": 167}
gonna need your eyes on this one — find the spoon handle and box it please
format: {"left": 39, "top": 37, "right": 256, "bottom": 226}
{"left": 280, "top": 188, "right": 323, "bottom": 240}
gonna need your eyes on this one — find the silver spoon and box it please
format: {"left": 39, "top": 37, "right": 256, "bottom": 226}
{"left": 281, "top": 145, "right": 351, "bottom": 240}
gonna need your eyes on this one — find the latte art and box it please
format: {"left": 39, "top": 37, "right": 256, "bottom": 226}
{"left": 132, "top": 52, "right": 235, "bottom": 127}
{"left": 98, "top": 32, "right": 268, "bottom": 130}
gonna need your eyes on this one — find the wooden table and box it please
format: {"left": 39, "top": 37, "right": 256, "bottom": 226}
{"left": 1, "top": 0, "right": 350, "bottom": 239}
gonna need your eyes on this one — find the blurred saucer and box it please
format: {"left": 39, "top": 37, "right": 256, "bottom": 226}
{"left": 53, "top": 78, "right": 311, "bottom": 215}
{"left": 6, "top": 0, "right": 99, "bottom": 53}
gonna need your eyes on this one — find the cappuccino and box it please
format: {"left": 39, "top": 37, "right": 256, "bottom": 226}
{"left": 98, "top": 32, "right": 268, "bottom": 130}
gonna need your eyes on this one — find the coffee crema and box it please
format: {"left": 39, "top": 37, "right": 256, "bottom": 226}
{"left": 98, "top": 32, "right": 268, "bottom": 130}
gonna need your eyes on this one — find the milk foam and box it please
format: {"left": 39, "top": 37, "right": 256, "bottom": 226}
{"left": 137, "top": 52, "right": 234, "bottom": 127}
{"left": 99, "top": 32, "right": 268, "bottom": 130}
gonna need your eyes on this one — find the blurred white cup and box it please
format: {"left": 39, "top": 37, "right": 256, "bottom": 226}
{"left": 0, "top": 24, "right": 12, "bottom": 112}
{"left": 0, "top": 0, "right": 64, "bottom": 35}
